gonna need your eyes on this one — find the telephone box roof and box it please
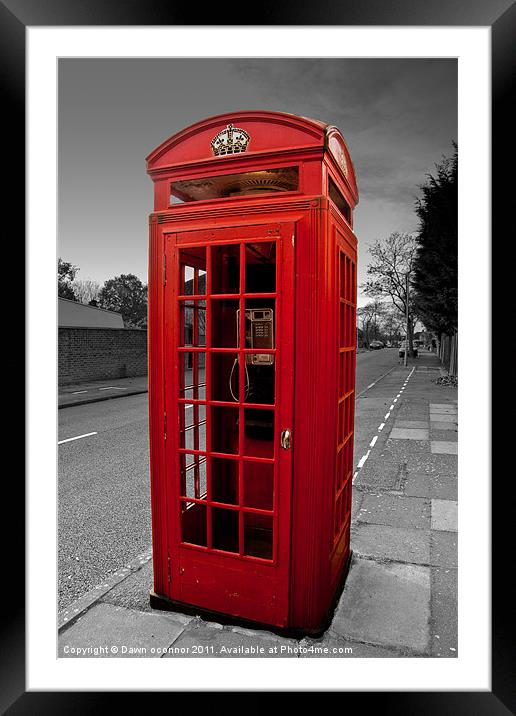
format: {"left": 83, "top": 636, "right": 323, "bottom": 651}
{"left": 146, "top": 110, "right": 358, "bottom": 201}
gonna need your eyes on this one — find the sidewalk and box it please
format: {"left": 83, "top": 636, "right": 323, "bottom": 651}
{"left": 59, "top": 375, "right": 148, "bottom": 409}
{"left": 58, "top": 351, "right": 458, "bottom": 658}
{"left": 347, "top": 353, "right": 458, "bottom": 658}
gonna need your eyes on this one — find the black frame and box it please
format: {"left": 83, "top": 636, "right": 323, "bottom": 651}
{"left": 9, "top": 0, "right": 510, "bottom": 708}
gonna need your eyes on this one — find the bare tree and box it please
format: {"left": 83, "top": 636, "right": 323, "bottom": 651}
{"left": 381, "top": 305, "right": 405, "bottom": 345}
{"left": 71, "top": 279, "right": 102, "bottom": 305}
{"left": 357, "top": 299, "right": 386, "bottom": 348}
{"left": 362, "top": 232, "right": 418, "bottom": 355}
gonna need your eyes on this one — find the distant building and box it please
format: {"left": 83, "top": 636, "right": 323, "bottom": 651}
{"left": 58, "top": 297, "right": 124, "bottom": 328}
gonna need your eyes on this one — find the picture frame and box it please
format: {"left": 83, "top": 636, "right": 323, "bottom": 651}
{"left": 7, "top": 0, "right": 508, "bottom": 706}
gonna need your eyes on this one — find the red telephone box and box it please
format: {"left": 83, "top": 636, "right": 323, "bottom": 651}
{"left": 146, "top": 111, "right": 358, "bottom": 635}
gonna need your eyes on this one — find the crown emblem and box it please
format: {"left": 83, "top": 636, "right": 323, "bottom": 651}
{"left": 211, "top": 123, "right": 250, "bottom": 156}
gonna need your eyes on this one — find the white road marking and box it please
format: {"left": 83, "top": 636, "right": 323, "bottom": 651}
{"left": 71, "top": 390, "right": 88, "bottom": 394}
{"left": 353, "top": 366, "right": 416, "bottom": 485}
{"left": 98, "top": 386, "right": 126, "bottom": 391}
{"left": 58, "top": 432, "right": 98, "bottom": 445}
{"left": 367, "top": 383, "right": 375, "bottom": 389}
{"left": 357, "top": 451, "right": 370, "bottom": 469}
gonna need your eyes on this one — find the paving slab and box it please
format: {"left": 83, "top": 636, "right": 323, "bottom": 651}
{"left": 357, "top": 493, "right": 430, "bottom": 530}
{"left": 430, "top": 531, "right": 458, "bottom": 568}
{"left": 395, "top": 408, "right": 431, "bottom": 421}
{"left": 404, "top": 473, "right": 432, "bottom": 498}
{"left": 386, "top": 438, "right": 431, "bottom": 456}
{"left": 431, "top": 500, "right": 458, "bottom": 532}
{"left": 353, "top": 457, "right": 402, "bottom": 492}
{"left": 394, "top": 420, "right": 429, "bottom": 429}
{"left": 299, "top": 635, "right": 399, "bottom": 658}
{"left": 332, "top": 558, "right": 430, "bottom": 653}
{"left": 430, "top": 414, "right": 458, "bottom": 423}
{"left": 430, "top": 429, "right": 458, "bottom": 442}
{"left": 430, "top": 404, "right": 457, "bottom": 412}
{"left": 352, "top": 523, "right": 430, "bottom": 565}
{"left": 430, "top": 420, "right": 458, "bottom": 430}
{"left": 431, "top": 441, "right": 458, "bottom": 455}
{"left": 59, "top": 603, "right": 187, "bottom": 657}
{"left": 162, "top": 623, "right": 298, "bottom": 657}
{"left": 430, "top": 474, "right": 458, "bottom": 501}
{"left": 389, "top": 428, "right": 429, "bottom": 441}
{"left": 430, "top": 568, "right": 458, "bottom": 657}
{"left": 403, "top": 452, "right": 458, "bottom": 476}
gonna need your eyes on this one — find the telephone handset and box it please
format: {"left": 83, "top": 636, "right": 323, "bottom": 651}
{"left": 229, "top": 308, "right": 274, "bottom": 402}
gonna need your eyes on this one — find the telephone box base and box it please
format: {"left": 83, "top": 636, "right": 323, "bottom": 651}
{"left": 149, "top": 550, "right": 353, "bottom": 640}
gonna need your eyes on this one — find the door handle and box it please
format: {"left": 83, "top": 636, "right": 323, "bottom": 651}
{"left": 280, "top": 429, "right": 292, "bottom": 450}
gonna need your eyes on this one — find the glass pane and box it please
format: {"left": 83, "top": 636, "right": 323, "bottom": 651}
{"left": 340, "top": 303, "right": 346, "bottom": 348}
{"left": 179, "top": 247, "right": 206, "bottom": 295}
{"left": 179, "top": 403, "right": 206, "bottom": 452}
{"left": 336, "top": 446, "right": 345, "bottom": 493}
{"left": 243, "top": 299, "right": 275, "bottom": 404}
{"left": 210, "top": 352, "right": 239, "bottom": 403}
{"left": 243, "top": 408, "right": 274, "bottom": 459}
{"left": 181, "top": 502, "right": 207, "bottom": 546}
{"left": 339, "top": 252, "right": 345, "bottom": 299}
{"left": 241, "top": 299, "right": 276, "bottom": 405}
{"left": 329, "top": 178, "right": 351, "bottom": 223}
{"left": 343, "top": 480, "right": 352, "bottom": 520}
{"left": 244, "top": 513, "right": 273, "bottom": 560}
{"left": 348, "top": 395, "right": 354, "bottom": 436}
{"left": 171, "top": 167, "right": 298, "bottom": 203}
{"left": 211, "top": 406, "right": 239, "bottom": 455}
{"left": 245, "top": 242, "right": 276, "bottom": 293}
{"left": 181, "top": 301, "right": 206, "bottom": 347}
{"left": 244, "top": 362, "right": 274, "bottom": 405}
{"left": 211, "top": 299, "right": 239, "bottom": 348}
{"left": 179, "top": 352, "right": 206, "bottom": 400}
{"left": 211, "top": 457, "right": 239, "bottom": 506}
{"left": 243, "top": 461, "right": 273, "bottom": 511}
{"left": 180, "top": 454, "right": 207, "bottom": 499}
{"left": 334, "top": 495, "right": 343, "bottom": 537}
{"left": 211, "top": 244, "right": 240, "bottom": 294}
{"left": 212, "top": 508, "right": 239, "bottom": 553}
{"left": 339, "top": 351, "right": 345, "bottom": 397}
{"left": 338, "top": 399, "right": 345, "bottom": 446}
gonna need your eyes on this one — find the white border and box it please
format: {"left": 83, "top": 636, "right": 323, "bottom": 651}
{"left": 28, "top": 27, "right": 490, "bottom": 691}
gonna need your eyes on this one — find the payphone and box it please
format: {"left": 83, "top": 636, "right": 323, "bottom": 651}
{"left": 229, "top": 308, "right": 274, "bottom": 400}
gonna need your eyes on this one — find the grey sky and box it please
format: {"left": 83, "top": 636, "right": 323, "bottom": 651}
{"left": 58, "top": 58, "right": 456, "bottom": 306}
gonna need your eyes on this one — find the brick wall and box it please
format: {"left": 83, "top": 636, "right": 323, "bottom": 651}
{"left": 59, "top": 327, "right": 148, "bottom": 385}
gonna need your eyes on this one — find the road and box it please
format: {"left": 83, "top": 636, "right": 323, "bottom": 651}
{"left": 354, "top": 347, "right": 400, "bottom": 396}
{"left": 58, "top": 347, "right": 401, "bottom": 610}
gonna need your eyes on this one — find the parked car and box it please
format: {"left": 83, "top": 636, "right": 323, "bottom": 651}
{"left": 369, "top": 340, "right": 384, "bottom": 350}
{"left": 398, "top": 340, "right": 418, "bottom": 358}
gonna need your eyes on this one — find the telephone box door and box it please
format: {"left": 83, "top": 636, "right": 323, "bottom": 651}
{"left": 164, "top": 222, "right": 295, "bottom": 627}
